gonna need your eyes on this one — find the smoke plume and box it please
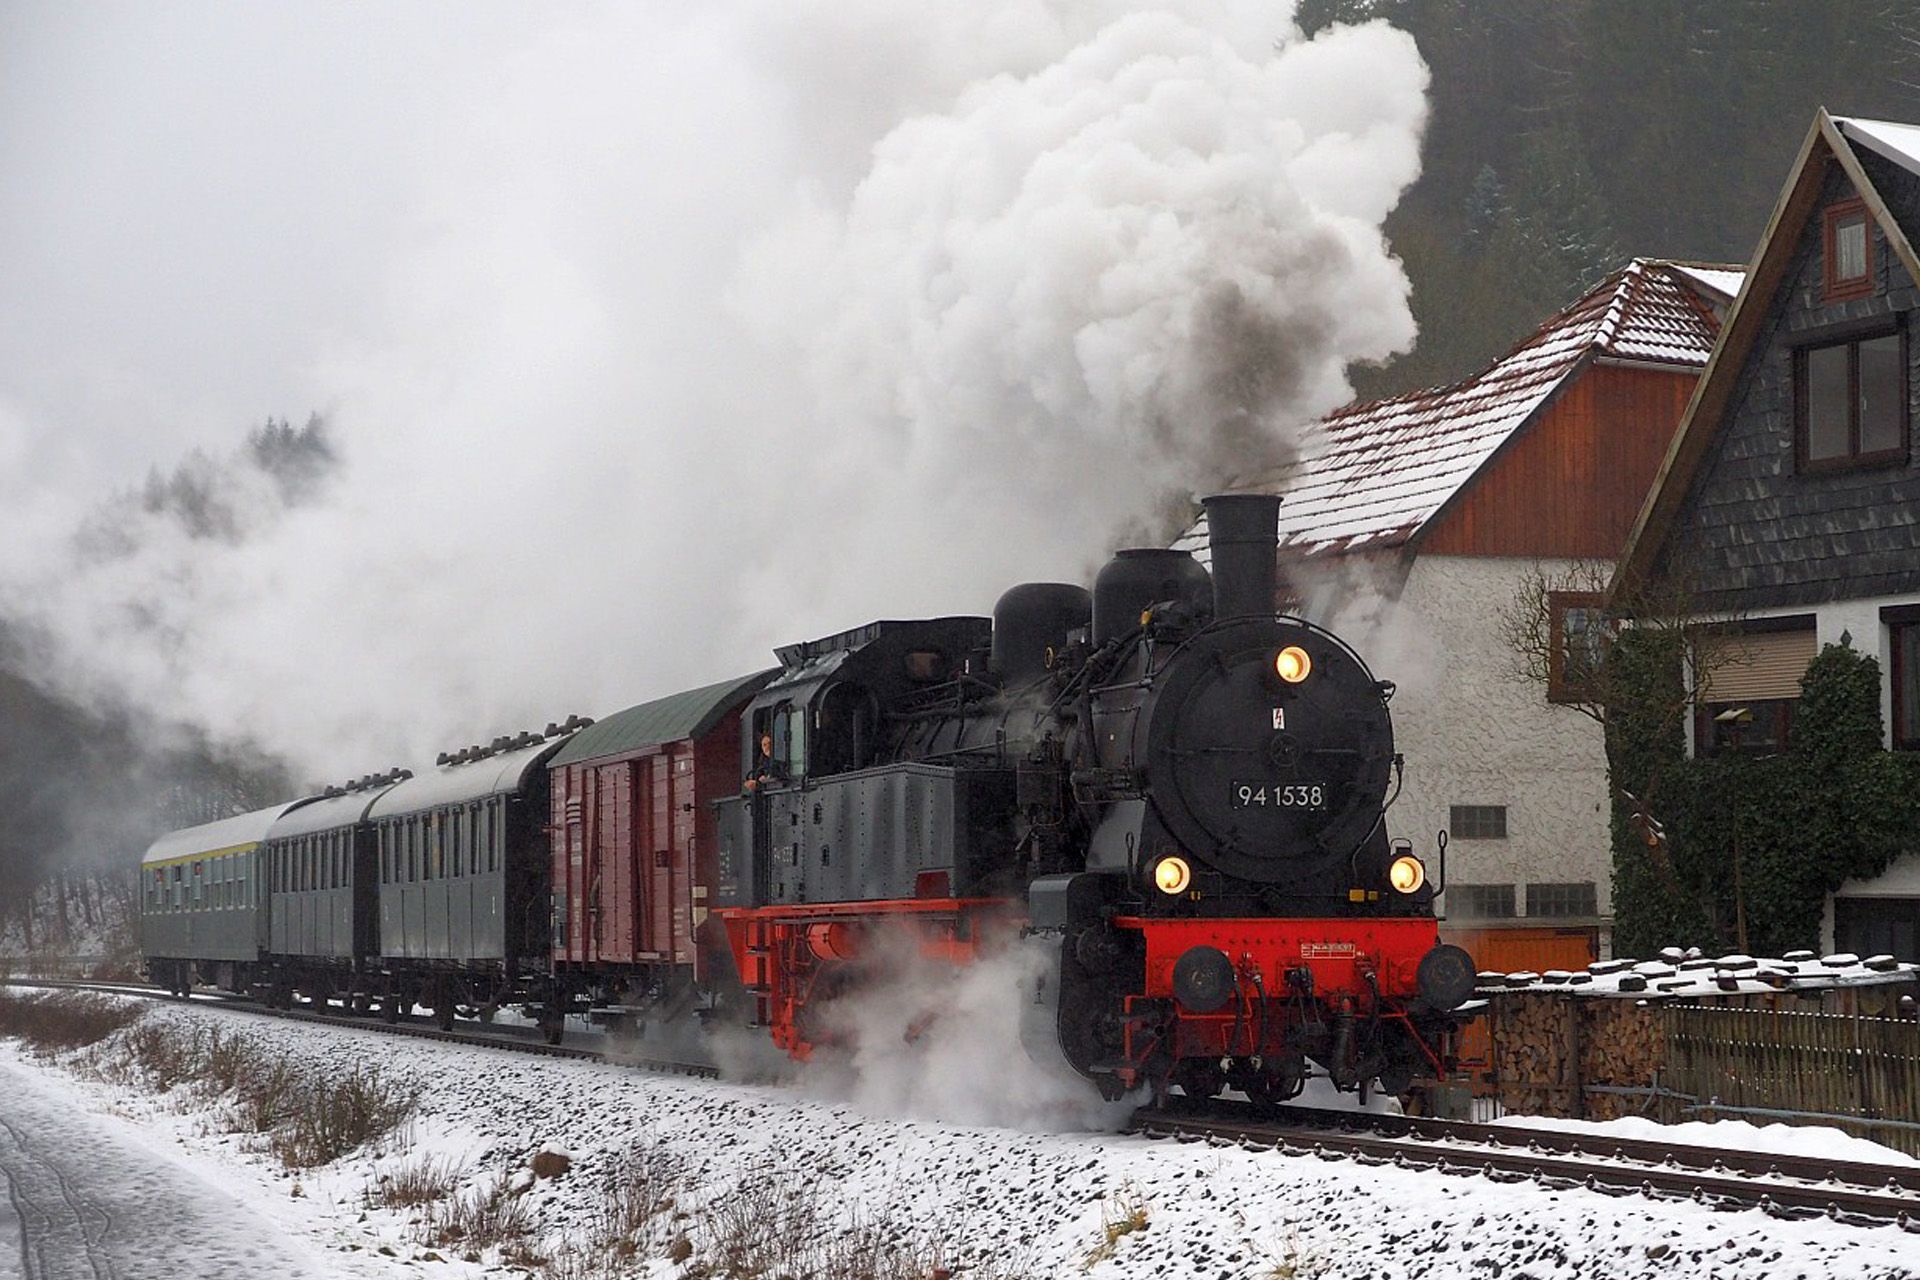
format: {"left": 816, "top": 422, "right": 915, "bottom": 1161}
{"left": 0, "top": 4, "right": 1428, "bottom": 775}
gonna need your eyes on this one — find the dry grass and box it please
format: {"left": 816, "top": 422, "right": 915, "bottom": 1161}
{"left": 423, "top": 1172, "right": 536, "bottom": 1257}
{"left": 0, "top": 989, "right": 142, "bottom": 1053}
{"left": 370, "top": 1154, "right": 464, "bottom": 1210}
{"left": 270, "top": 1065, "right": 416, "bottom": 1166}
{"left": 1081, "top": 1183, "right": 1149, "bottom": 1270}
{"left": 592, "top": 1134, "right": 690, "bottom": 1261}
{"left": 77, "top": 1013, "right": 416, "bottom": 1168}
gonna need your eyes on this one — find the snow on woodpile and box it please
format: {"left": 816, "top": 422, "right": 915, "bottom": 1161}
{"left": 1480, "top": 948, "right": 1920, "bottom": 1003}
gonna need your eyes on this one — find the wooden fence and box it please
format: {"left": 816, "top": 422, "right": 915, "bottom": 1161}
{"left": 1659, "top": 1004, "right": 1920, "bottom": 1156}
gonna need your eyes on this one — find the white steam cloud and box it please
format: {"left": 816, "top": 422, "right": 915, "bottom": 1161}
{"left": 805, "top": 932, "right": 1133, "bottom": 1131}
{"left": 0, "top": 3, "right": 1427, "bottom": 775}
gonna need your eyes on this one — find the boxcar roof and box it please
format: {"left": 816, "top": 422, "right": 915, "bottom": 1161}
{"left": 548, "top": 671, "right": 775, "bottom": 768}
{"left": 141, "top": 802, "right": 306, "bottom": 867}
{"left": 368, "top": 735, "right": 564, "bottom": 819}
{"left": 269, "top": 785, "right": 396, "bottom": 840}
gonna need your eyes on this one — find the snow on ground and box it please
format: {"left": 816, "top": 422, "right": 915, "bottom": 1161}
{"left": 6, "top": 998, "right": 1920, "bottom": 1280}
{"left": 0, "top": 1047, "right": 345, "bottom": 1278}
{"left": 1488, "top": 1111, "right": 1920, "bottom": 1169}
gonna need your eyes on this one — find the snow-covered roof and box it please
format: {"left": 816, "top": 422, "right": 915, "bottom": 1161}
{"left": 1177, "top": 259, "right": 1737, "bottom": 559}
{"left": 368, "top": 735, "right": 563, "bottom": 820}
{"left": 1834, "top": 115, "right": 1920, "bottom": 177}
{"left": 1482, "top": 948, "right": 1919, "bottom": 1001}
{"left": 142, "top": 802, "right": 306, "bottom": 866}
{"left": 1668, "top": 263, "right": 1745, "bottom": 304}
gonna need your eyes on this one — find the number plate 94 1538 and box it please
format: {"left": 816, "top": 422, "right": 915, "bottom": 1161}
{"left": 1232, "top": 781, "right": 1327, "bottom": 809}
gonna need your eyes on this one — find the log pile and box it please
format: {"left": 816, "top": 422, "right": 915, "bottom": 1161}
{"left": 1474, "top": 951, "right": 1919, "bottom": 1121}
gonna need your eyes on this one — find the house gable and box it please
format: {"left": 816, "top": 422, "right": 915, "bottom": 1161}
{"left": 1631, "top": 123, "right": 1920, "bottom": 611}
{"left": 1180, "top": 260, "right": 1732, "bottom": 567}
{"left": 1419, "top": 362, "right": 1700, "bottom": 558}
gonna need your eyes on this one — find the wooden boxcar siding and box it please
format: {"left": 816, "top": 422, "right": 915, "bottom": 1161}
{"left": 553, "top": 746, "right": 697, "bottom": 966}
{"left": 550, "top": 710, "right": 745, "bottom": 970}
{"left": 1665, "top": 155, "right": 1920, "bottom": 611}
{"left": 1420, "top": 364, "right": 1699, "bottom": 558}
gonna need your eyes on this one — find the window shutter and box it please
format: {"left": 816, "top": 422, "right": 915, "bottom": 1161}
{"left": 1700, "top": 629, "right": 1816, "bottom": 702}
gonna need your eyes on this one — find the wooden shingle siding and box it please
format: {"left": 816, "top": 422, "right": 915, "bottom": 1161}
{"left": 1420, "top": 364, "right": 1698, "bottom": 558}
{"left": 1663, "top": 158, "right": 1920, "bottom": 612}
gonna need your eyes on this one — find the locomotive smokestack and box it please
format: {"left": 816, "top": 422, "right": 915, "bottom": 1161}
{"left": 1202, "top": 493, "right": 1281, "bottom": 620}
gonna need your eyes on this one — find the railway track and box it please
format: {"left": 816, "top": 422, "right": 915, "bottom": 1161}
{"left": 11, "top": 976, "right": 1917, "bottom": 1226}
{"left": 0, "top": 975, "right": 721, "bottom": 1079}
{"left": 1132, "top": 1095, "right": 1920, "bottom": 1227}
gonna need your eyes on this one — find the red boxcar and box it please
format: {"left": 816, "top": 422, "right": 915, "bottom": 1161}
{"left": 546, "top": 671, "right": 771, "bottom": 1016}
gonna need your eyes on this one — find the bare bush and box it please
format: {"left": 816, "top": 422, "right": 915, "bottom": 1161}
{"left": 691, "top": 1164, "right": 1017, "bottom": 1280}
{"left": 269, "top": 1065, "right": 415, "bottom": 1167}
{"left": 370, "top": 1154, "right": 463, "bottom": 1210}
{"left": 0, "top": 989, "right": 142, "bottom": 1053}
{"left": 595, "top": 1134, "right": 691, "bottom": 1259}
{"left": 424, "top": 1172, "right": 535, "bottom": 1256}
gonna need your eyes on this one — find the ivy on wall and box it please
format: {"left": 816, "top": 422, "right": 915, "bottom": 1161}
{"left": 1607, "top": 635, "right": 1920, "bottom": 958}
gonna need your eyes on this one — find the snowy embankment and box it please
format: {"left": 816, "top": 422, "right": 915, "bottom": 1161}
{"left": 4, "top": 998, "right": 1918, "bottom": 1280}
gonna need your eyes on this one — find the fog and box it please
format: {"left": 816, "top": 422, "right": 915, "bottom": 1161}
{"left": 0, "top": 2, "right": 1428, "bottom": 777}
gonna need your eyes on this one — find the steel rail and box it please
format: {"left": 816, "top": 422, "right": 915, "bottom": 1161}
{"left": 0, "top": 976, "right": 721, "bottom": 1080}
{"left": 1132, "top": 1096, "right": 1920, "bottom": 1227}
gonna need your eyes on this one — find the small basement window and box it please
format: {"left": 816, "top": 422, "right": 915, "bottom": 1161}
{"left": 1822, "top": 200, "right": 1873, "bottom": 301}
{"left": 1526, "top": 882, "right": 1598, "bottom": 918}
{"left": 1449, "top": 805, "right": 1507, "bottom": 840}
{"left": 1448, "top": 883, "right": 1517, "bottom": 918}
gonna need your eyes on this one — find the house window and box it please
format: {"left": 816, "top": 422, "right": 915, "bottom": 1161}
{"left": 1795, "top": 328, "right": 1907, "bottom": 471}
{"left": 1888, "top": 608, "right": 1920, "bottom": 751}
{"left": 1449, "top": 883, "right": 1517, "bottom": 918}
{"left": 1449, "top": 805, "right": 1507, "bottom": 839}
{"left": 1822, "top": 200, "right": 1873, "bottom": 301}
{"left": 1548, "top": 591, "right": 1609, "bottom": 703}
{"left": 1695, "top": 622, "right": 1815, "bottom": 757}
{"left": 1833, "top": 897, "right": 1917, "bottom": 960}
{"left": 1527, "top": 881, "right": 1598, "bottom": 918}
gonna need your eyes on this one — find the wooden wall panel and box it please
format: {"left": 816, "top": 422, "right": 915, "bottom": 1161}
{"left": 1419, "top": 364, "right": 1699, "bottom": 558}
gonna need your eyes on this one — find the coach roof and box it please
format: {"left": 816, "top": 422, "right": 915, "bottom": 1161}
{"left": 268, "top": 784, "right": 397, "bottom": 840}
{"left": 548, "top": 671, "right": 775, "bottom": 768}
{"left": 141, "top": 802, "right": 305, "bottom": 867}
{"left": 368, "top": 735, "right": 564, "bottom": 819}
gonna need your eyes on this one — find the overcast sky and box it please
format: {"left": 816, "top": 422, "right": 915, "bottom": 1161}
{"left": 0, "top": 2, "right": 1430, "bottom": 774}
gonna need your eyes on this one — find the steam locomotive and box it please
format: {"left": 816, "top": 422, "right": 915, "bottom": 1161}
{"left": 140, "top": 494, "right": 1474, "bottom": 1105}
{"left": 708, "top": 494, "right": 1475, "bottom": 1103}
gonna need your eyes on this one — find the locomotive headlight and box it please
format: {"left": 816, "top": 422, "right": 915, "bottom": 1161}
{"left": 1153, "top": 856, "right": 1192, "bottom": 895}
{"left": 1388, "top": 854, "right": 1427, "bottom": 894}
{"left": 1274, "top": 646, "right": 1312, "bottom": 684}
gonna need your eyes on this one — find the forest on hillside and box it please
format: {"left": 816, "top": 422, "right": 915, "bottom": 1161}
{"left": 1309, "top": 0, "right": 1920, "bottom": 398}
{"left": 4, "top": 2, "right": 1920, "bottom": 954}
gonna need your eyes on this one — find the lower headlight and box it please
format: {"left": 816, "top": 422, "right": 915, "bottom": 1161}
{"left": 1153, "top": 856, "right": 1192, "bottom": 895}
{"left": 1388, "top": 855, "right": 1426, "bottom": 894}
